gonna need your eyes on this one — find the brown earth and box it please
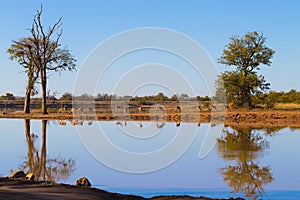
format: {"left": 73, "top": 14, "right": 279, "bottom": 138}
{"left": 0, "top": 178, "right": 242, "bottom": 200}
{"left": 1, "top": 110, "right": 300, "bottom": 127}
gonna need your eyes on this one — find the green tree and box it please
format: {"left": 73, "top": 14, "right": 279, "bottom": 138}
{"left": 170, "top": 94, "right": 178, "bottom": 101}
{"left": 154, "top": 92, "right": 169, "bottom": 101}
{"left": 0, "top": 93, "right": 16, "bottom": 100}
{"left": 197, "top": 95, "right": 211, "bottom": 102}
{"left": 179, "top": 93, "right": 189, "bottom": 100}
{"left": 8, "top": 37, "right": 40, "bottom": 113}
{"left": 59, "top": 92, "right": 73, "bottom": 101}
{"left": 218, "top": 31, "right": 275, "bottom": 108}
{"left": 8, "top": 6, "right": 76, "bottom": 114}
{"left": 287, "top": 89, "right": 297, "bottom": 102}
{"left": 74, "top": 93, "right": 95, "bottom": 101}
{"left": 216, "top": 70, "right": 270, "bottom": 108}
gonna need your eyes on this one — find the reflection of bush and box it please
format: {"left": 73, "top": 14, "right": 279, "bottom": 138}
{"left": 217, "top": 127, "right": 274, "bottom": 199}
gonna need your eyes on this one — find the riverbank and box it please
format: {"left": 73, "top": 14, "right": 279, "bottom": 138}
{"left": 0, "top": 177, "right": 243, "bottom": 200}
{"left": 1, "top": 110, "right": 300, "bottom": 127}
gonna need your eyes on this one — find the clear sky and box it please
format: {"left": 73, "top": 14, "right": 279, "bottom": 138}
{"left": 1, "top": 0, "right": 300, "bottom": 97}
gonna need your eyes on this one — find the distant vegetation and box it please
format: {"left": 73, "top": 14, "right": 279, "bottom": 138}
{"left": 0, "top": 92, "right": 210, "bottom": 103}
{"left": 254, "top": 89, "right": 300, "bottom": 109}
{"left": 2, "top": 90, "right": 300, "bottom": 110}
{"left": 0, "top": 93, "right": 15, "bottom": 100}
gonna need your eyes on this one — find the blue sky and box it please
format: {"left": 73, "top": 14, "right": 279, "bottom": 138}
{"left": 1, "top": 0, "right": 300, "bottom": 97}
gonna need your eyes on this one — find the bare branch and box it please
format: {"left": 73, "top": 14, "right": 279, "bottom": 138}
{"left": 8, "top": 4, "right": 76, "bottom": 114}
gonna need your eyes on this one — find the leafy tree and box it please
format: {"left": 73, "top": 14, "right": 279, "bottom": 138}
{"left": 153, "top": 92, "right": 169, "bottom": 101}
{"left": 170, "top": 94, "right": 178, "bottom": 101}
{"left": 0, "top": 93, "right": 16, "bottom": 100}
{"left": 197, "top": 95, "right": 211, "bottom": 102}
{"left": 59, "top": 92, "right": 73, "bottom": 101}
{"left": 179, "top": 93, "right": 189, "bottom": 100}
{"left": 216, "top": 70, "right": 270, "bottom": 108}
{"left": 8, "top": 37, "right": 40, "bottom": 113}
{"left": 8, "top": 5, "right": 76, "bottom": 114}
{"left": 74, "top": 93, "right": 95, "bottom": 101}
{"left": 218, "top": 31, "right": 275, "bottom": 108}
{"left": 286, "top": 89, "right": 298, "bottom": 102}
{"left": 96, "top": 93, "right": 115, "bottom": 101}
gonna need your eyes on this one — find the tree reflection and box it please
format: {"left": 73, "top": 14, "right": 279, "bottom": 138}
{"left": 217, "top": 126, "right": 274, "bottom": 199}
{"left": 21, "top": 119, "right": 75, "bottom": 182}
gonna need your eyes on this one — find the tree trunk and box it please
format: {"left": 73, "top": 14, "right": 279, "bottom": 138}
{"left": 41, "top": 82, "right": 47, "bottom": 114}
{"left": 24, "top": 89, "right": 31, "bottom": 113}
{"left": 24, "top": 69, "right": 35, "bottom": 114}
{"left": 41, "top": 120, "right": 47, "bottom": 181}
{"left": 41, "top": 69, "right": 48, "bottom": 114}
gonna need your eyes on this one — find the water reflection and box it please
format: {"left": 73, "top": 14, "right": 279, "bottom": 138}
{"left": 1, "top": 119, "right": 299, "bottom": 198}
{"left": 18, "top": 119, "right": 76, "bottom": 182}
{"left": 217, "top": 126, "right": 274, "bottom": 199}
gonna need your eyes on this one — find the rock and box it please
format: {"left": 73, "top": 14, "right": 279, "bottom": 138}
{"left": 9, "top": 170, "right": 26, "bottom": 179}
{"left": 26, "top": 173, "right": 35, "bottom": 180}
{"left": 75, "top": 177, "right": 91, "bottom": 187}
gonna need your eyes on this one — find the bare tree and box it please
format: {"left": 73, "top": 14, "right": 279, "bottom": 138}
{"left": 8, "top": 5, "right": 76, "bottom": 114}
{"left": 30, "top": 5, "right": 76, "bottom": 114}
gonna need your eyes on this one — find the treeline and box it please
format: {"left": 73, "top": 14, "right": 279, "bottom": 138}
{"left": 2, "top": 90, "right": 300, "bottom": 107}
{"left": 0, "top": 92, "right": 211, "bottom": 103}
{"left": 254, "top": 89, "right": 300, "bottom": 108}
{"left": 49, "top": 92, "right": 212, "bottom": 103}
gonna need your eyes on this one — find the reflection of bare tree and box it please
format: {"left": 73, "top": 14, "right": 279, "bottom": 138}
{"left": 217, "top": 127, "right": 274, "bottom": 199}
{"left": 22, "top": 119, "right": 75, "bottom": 182}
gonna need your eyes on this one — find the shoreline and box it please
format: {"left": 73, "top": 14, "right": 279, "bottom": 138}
{"left": 1, "top": 110, "right": 300, "bottom": 127}
{"left": 0, "top": 177, "right": 243, "bottom": 200}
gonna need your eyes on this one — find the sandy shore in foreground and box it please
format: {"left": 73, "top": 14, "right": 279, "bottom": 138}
{"left": 0, "top": 178, "right": 242, "bottom": 200}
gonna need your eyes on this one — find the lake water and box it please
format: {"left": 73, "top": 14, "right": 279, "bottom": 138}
{"left": 0, "top": 119, "right": 300, "bottom": 199}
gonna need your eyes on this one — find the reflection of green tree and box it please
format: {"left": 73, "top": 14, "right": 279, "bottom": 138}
{"left": 217, "top": 127, "right": 274, "bottom": 199}
{"left": 21, "top": 119, "right": 75, "bottom": 182}
{"left": 257, "top": 126, "right": 285, "bottom": 135}
{"left": 289, "top": 126, "right": 300, "bottom": 132}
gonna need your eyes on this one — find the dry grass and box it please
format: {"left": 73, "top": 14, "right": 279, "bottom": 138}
{"left": 274, "top": 103, "right": 300, "bottom": 110}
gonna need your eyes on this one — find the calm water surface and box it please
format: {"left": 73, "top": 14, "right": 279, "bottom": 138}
{"left": 0, "top": 119, "right": 300, "bottom": 199}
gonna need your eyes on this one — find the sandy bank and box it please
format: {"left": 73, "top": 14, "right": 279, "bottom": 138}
{"left": 0, "top": 178, "right": 242, "bottom": 200}
{"left": 1, "top": 110, "right": 300, "bottom": 127}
